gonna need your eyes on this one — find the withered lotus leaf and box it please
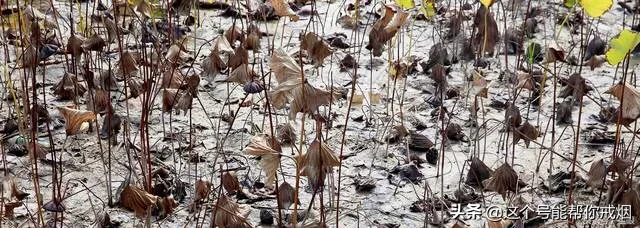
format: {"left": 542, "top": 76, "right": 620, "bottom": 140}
{"left": 162, "top": 69, "right": 186, "bottom": 89}
{"left": 465, "top": 157, "right": 493, "bottom": 186}
{"left": 277, "top": 123, "right": 296, "bottom": 145}
{"left": 472, "top": 6, "right": 499, "bottom": 55}
{"left": 67, "top": 34, "right": 85, "bottom": 57}
{"left": 82, "top": 34, "right": 106, "bottom": 52}
{"left": 277, "top": 182, "right": 297, "bottom": 209}
{"left": 87, "top": 89, "right": 111, "bottom": 114}
{"left": 118, "top": 51, "right": 139, "bottom": 78}
{"left": 366, "top": 5, "right": 409, "bottom": 57}
{"left": 270, "top": 48, "right": 302, "bottom": 83}
{"left": 505, "top": 103, "right": 522, "bottom": 129}
{"left": 162, "top": 89, "right": 193, "bottom": 114}
{"left": 201, "top": 47, "right": 228, "bottom": 82}
{"left": 288, "top": 82, "right": 339, "bottom": 120}
{"left": 302, "top": 138, "right": 341, "bottom": 190}
{"left": 54, "top": 73, "right": 87, "bottom": 100}
{"left": 300, "top": 32, "right": 332, "bottom": 66}
{"left": 195, "top": 180, "right": 212, "bottom": 202}
{"left": 606, "top": 82, "right": 640, "bottom": 125}
{"left": 120, "top": 185, "right": 158, "bottom": 217}
{"left": 221, "top": 64, "right": 256, "bottom": 85}
{"left": 559, "top": 73, "right": 590, "bottom": 98}
{"left": 222, "top": 172, "right": 241, "bottom": 194}
{"left": 225, "top": 26, "right": 245, "bottom": 46}
{"left": 157, "top": 196, "right": 177, "bottom": 218}
{"left": 586, "top": 159, "right": 607, "bottom": 189}
{"left": 227, "top": 46, "right": 249, "bottom": 70}
{"left": 272, "top": 0, "right": 299, "bottom": 21}
{"left": 56, "top": 106, "right": 97, "bottom": 135}
{"left": 245, "top": 136, "right": 281, "bottom": 186}
{"left": 2, "top": 176, "right": 29, "bottom": 201}
{"left": 214, "top": 195, "right": 250, "bottom": 228}
{"left": 513, "top": 122, "right": 539, "bottom": 148}
{"left": 482, "top": 163, "right": 518, "bottom": 199}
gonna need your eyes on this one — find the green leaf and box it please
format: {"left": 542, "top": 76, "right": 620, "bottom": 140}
{"left": 395, "top": 0, "right": 415, "bottom": 9}
{"left": 419, "top": 0, "right": 436, "bottom": 18}
{"left": 579, "top": 0, "right": 612, "bottom": 18}
{"left": 606, "top": 29, "right": 640, "bottom": 65}
{"left": 564, "top": 0, "right": 576, "bottom": 8}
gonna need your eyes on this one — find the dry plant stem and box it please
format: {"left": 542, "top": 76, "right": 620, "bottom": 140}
{"left": 15, "top": 0, "right": 45, "bottom": 224}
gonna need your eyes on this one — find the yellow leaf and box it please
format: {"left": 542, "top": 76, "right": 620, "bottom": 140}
{"left": 480, "top": 0, "right": 494, "bottom": 8}
{"left": 579, "top": 0, "right": 612, "bottom": 18}
{"left": 420, "top": 0, "right": 436, "bottom": 18}
{"left": 605, "top": 29, "right": 640, "bottom": 65}
{"left": 395, "top": 0, "right": 415, "bottom": 9}
{"left": 77, "top": 16, "right": 86, "bottom": 34}
{"left": 209, "top": 0, "right": 214, "bottom": 3}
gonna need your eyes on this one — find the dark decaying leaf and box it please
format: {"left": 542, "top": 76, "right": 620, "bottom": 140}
{"left": 277, "top": 182, "right": 297, "bottom": 209}
{"left": 222, "top": 171, "right": 241, "bottom": 194}
{"left": 276, "top": 123, "right": 296, "bottom": 145}
{"left": 340, "top": 54, "right": 358, "bottom": 70}
{"left": 505, "top": 103, "right": 522, "bottom": 129}
{"left": 408, "top": 132, "right": 434, "bottom": 152}
{"left": 483, "top": 163, "right": 518, "bottom": 199}
{"left": 82, "top": 34, "right": 106, "bottom": 52}
{"left": 586, "top": 159, "right": 607, "bottom": 189}
{"left": 54, "top": 73, "right": 87, "bottom": 100}
{"left": 465, "top": 157, "right": 493, "bottom": 186}
{"left": 43, "top": 199, "right": 65, "bottom": 212}
{"left": 584, "top": 35, "right": 606, "bottom": 61}
{"left": 559, "top": 73, "right": 591, "bottom": 98}
{"left": 385, "top": 125, "right": 409, "bottom": 143}
{"left": 87, "top": 89, "right": 112, "bottom": 114}
{"left": 421, "top": 43, "right": 450, "bottom": 73}
{"left": 194, "top": 180, "right": 212, "bottom": 202}
{"left": 243, "top": 80, "right": 264, "bottom": 94}
{"left": 472, "top": 6, "right": 499, "bottom": 55}
{"left": 513, "top": 122, "right": 539, "bottom": 148}
{"left": 366, "top": 5, "right": 409, "bottom": 57}
{"left": 446, "top": 122, "right": 466, "bottom": 141}
{"left": 556, "top": 98, "right": 574, "bottom": 124}
{"left": 162, "top": 89, "right": 193, "bottom": 114}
